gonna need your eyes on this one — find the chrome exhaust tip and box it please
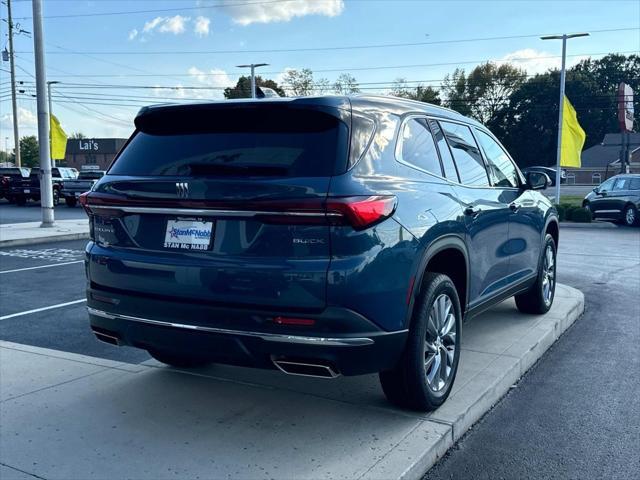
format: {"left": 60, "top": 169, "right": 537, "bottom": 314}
{"left": 92, "top": 329, "right": 120, "bottom": 346}
{"left": 272, "top": 358, "right": 339, "bottom": 379}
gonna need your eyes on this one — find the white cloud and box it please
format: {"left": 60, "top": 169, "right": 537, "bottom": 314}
{"left": 188, "top": 66, "right": 235, "bottom": 98}
{"left": 497, "top": 48, "right": 587, "bottom": 75}
{"left": 128, "top": 28, "right": 138, "bottom": 41}
{"left": 194, "top": 16, "right": 211, "bottom": 37}
{"left": 142, "top": 15, "right": 190, "bottom": 36}
{"left": 221, "top": 0, "right": 344, "bottom": 26}
{"left": 0, "top": 107, "right": 38, "bottom": 130}
{"left": 152, "top": 84, "right": 188, "bottom": 100}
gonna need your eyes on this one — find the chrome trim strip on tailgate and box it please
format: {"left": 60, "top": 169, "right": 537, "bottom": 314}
{"left": 89, "top": 205, "right": 342, "bottom": 218}
{"left": 87, "top": 307, "right": 377, "bottom": 346}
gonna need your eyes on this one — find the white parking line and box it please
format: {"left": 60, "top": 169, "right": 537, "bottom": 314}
{"left": 0, "top": 260, "right": 84, "bottom": 274}
{"left": 0, "top": 299, "right": 87, "bottom": 321}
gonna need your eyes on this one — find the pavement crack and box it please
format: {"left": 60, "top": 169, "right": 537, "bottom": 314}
{"left": 0, "top": 462, "right": 48, "bottom": 480}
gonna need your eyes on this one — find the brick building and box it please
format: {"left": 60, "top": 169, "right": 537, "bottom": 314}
{"left": 61, "top": 138, "right": 127, "bottom": 170}
{"left": 567, "top": 133, "right": 640, "bottom": 185}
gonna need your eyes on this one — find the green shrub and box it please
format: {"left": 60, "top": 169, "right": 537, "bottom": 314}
{"left": 555, "top": 204, "right": 566, "bottom": 221}
{"left": 570, "top": 207, "right": 592, "bottom": 223}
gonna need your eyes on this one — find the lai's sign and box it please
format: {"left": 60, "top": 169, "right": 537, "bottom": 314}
{"left": 617, "top": 82, "right": 634, "bottom": 132}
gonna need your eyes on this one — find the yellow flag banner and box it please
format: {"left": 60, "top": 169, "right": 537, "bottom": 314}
{"left": 560, "top": 95, "right": 586, "bottom": 168}
{"left": 50, "top": 114, "right": 68, "bottom": 160}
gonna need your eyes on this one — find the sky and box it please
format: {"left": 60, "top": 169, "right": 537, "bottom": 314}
{"left": 1, "top": 0, "right": 639, "bottom": 151}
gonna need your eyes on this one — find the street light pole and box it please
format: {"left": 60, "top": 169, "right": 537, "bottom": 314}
{"left": 6, "top": 0, "right": 21, "bottom": 167}
{"left": 235, "top": 63, "right": 269, "bottom": 98}
{"left": 47, "top": 81, "right": 60, "bottom": 167}
{"left": 32, "top": 0, "right": 55, "bottom": 227}
{"left": 541, "top": 32, "right": 589, "bottom": 203}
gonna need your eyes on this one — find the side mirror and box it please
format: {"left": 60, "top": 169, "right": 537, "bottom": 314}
{"left": 592, "top": 187, "right": 599, "bottom": 193}
{"left": 526, "top": 171, "right": 550, "bottom": 190}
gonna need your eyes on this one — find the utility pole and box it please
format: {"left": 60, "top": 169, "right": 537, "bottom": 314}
{"left": 6, "top": 0, "right": 21, "bottom": 166}
{"left": 47, "top": 80, "right": 59, "bottom": 167}
{"left": 236, "top": 63, "right": 269, "bottom": 98}
{"left": 32, "top": 0, "right": 54, "bottom": 227}
{"left": 541, "top": 32, "right": 589, "bottom": 203}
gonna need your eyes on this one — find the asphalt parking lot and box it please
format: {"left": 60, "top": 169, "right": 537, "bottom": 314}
{"left": 0, "top": 199, "right": 87, "bottom": 225}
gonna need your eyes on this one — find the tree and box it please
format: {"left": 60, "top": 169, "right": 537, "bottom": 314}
{"left": 443, "top": 63, "right": 526, "bottom": 125}
{"left": 333, "top": 73, "right": 360, "bottom": 95}
{"left": 491, "top": 54, "right": 640, "bottom": 168}
{"left": 223, "top": 75, "right": 285, "bottom": 99}
{"left": 391, "top": 78, "right": 441, "bottom": 105}
{"left": 70, "top": 132, "right": 87, "bottom": 139}
{"left": 282, "top": 68, "right": 315, "bottom": 96}
{"left": 19, "top": 136, "right": 39, "bottom": 168}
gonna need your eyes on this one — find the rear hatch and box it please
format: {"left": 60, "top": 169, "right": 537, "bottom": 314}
{"left": 86, "top": 99, "right": 351, "bottom": 311}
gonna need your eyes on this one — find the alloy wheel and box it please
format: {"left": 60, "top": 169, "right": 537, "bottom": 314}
{"left": 625, "top": 207, "right": 636, "bottom": 226}
{"left": 541, "top": 244, "right": 555, "bottom": 306}
{"left": 424, "top": 293, "right": 457, "bottom": 392}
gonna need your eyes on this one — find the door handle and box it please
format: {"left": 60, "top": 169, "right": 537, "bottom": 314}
{"left": 464, "top": 205, "right": 481, "bottom": 217}
{"left": 509, "top": 202, "right": 520, "bottom": 212}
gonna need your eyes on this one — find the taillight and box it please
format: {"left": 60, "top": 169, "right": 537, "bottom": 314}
{"left": 326, "top": 196, "right": 397, "bottom": 230}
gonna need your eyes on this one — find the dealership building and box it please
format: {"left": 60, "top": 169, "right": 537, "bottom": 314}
{"left": 61, "top": 138, "right": 127, "bottom": 170}
{"left": 567, "top": 132, "right": 640, "bottom": 185}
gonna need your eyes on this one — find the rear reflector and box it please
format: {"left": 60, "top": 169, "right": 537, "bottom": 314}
{"left": 274, "top": 316, "right": 316, "bottom": 326}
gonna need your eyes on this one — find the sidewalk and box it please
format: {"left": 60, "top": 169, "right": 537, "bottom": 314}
{"left": 0, "top": 219, "right": 89, "bottom": 247}
{"left": 0, "top": 285, "right": 584, "bottom": 480}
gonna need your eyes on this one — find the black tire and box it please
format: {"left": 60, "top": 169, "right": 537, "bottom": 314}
{"left": 622, "top": 204, "right": 638, "bottom": 227}
{"left": 148, "top": 349, "right": 210, "bottom": 368}
{"left": 52, "top": 189, "right": 60, "bottom": 206}
{"left": 515, "top": 234, "right": 557, "bottom": 314}
{"left": 379, "top": 272, "right": 462, "bottom": 411}
{"left": 65, "top": 197, "right": 77, "bottom": 207}
{"left": 15, "top": 196, "right": 27, "bottom": 206}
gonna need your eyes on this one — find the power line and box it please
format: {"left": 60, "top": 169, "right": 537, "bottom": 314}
{"left": 14, "top": 28, "right": 640, "bottom": 55}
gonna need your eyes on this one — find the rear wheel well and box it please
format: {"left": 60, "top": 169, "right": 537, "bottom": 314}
{"left": 546, "top": 220, "right": 559, "bottom": 247}
{"left": 422, "top": 248, "right": 467, "bottom": 314}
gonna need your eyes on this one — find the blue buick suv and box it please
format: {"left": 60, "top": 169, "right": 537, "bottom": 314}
{"left": 83, "top": 96, "right": 558, "bottom": 411}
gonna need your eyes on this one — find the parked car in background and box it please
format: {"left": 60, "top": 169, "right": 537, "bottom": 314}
{"left": 8, "top": 167, "right": 76, "bottom": 205}
{"left": 82, "top": 95, "right": 558, "bottom": 411}
{"left": 61, "top": 170, "right": 105, "bottom": 207}
{"left": 521, "top": 166, "right": 566, "bottom": 186}
{"left": 0, "top": 167, "right": 30, "bottom": 201}
{"left": 583, "top": 174, "right": 640, "bottom": 226}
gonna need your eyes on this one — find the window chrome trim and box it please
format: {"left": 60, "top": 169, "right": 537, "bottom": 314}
{"left": 394, "top": 114, "right": 446, "bottom": 179}
{"left": 87, "top": 307, "right": 379, "bottom": 347}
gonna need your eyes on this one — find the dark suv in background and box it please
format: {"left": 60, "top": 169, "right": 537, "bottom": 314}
{"left": 82, "top": 96, "right": 558, "bottom": 411}
{"left": 583, "top": 174, "right": 640, "bottom": 226}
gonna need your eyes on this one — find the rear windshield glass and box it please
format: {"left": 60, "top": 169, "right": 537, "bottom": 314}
{"left": 109, "top": 107, "right": 349, "bottom": 177}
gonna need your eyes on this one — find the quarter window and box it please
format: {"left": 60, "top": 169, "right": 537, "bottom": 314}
{"left": 399, "top": 118, "right": 443, "bottom": 176}
{"left": 475, "top": 130, "right": 519, "bottom": 188}
{"left": 440, "top": 121, "right": 489, "bottom": 186}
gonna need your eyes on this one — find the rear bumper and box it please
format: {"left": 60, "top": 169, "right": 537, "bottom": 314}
{"left": 87, "top": 288, "right": 408, "bottom": 376}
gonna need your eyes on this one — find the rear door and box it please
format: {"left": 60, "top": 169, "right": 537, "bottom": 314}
{"left": 86, "top": 102, "right": 350, "bottom": 311}
{"left": 437, "top": 120, "right": 512, "bottom": 305}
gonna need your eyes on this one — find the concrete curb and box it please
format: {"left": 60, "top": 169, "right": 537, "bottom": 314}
{"left": 560, "top": 221, "right": 617, "bottom": 229}
{"left": 0, "top": 231, "right": 90, "bottom": 248}
{"left": 0, "top": 219, "right": 89, "bottom": 248}
{"left": 369, "top": 284, "right": 585, "bottom": 480}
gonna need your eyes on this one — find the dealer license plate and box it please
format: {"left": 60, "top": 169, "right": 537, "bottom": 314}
{"left": 163, "top": 219, "right": 213, "bottom": 251}
{"left": 23, "top": 189, "right": 31, "bottom": 194}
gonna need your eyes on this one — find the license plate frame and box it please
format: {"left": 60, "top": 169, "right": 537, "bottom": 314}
{"left": 163, "top": 218, "right": 214, "bottom": 251}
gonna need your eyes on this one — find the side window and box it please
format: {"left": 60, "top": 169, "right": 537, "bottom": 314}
{"left": 428, "top": 119, "right": 459, "bottom": 182}
{"left": 613, "top": 178, "right": 629, "bottom": 191}
{"left": 475, "top": 130, "right": 519, "bottom": 188}
{"left": 599, "top": 177, "right": 614, "bottom": 190}
{"left": 398, "top": 118, "right": 443, "bottom": 176}
{"left": 629, "top": 178, "right": 640, "bottom": 191}
{"left": 440, "top": 121, "right": 489, "bottom": 186}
